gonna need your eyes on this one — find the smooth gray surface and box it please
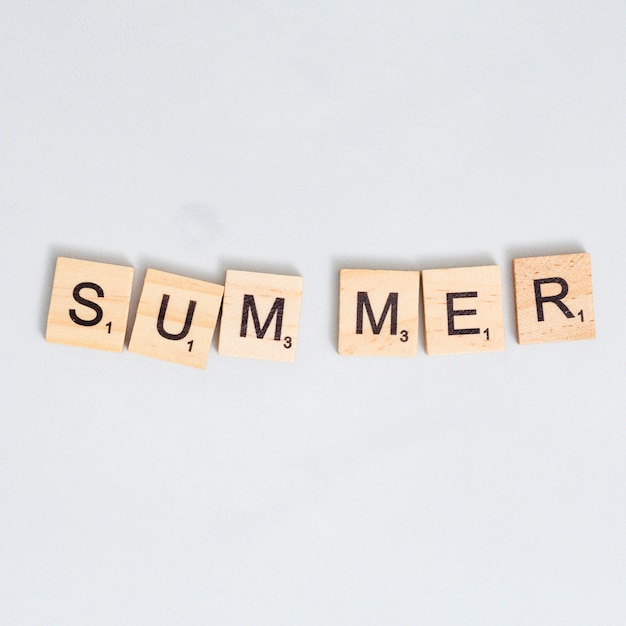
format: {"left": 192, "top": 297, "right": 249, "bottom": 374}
{"left": 1, "top": 2, "right": 625, "bottom": 624}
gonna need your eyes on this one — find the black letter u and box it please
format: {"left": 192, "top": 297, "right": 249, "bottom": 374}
{"left": 156, "top": 294, "right": 196, "bottom": 340}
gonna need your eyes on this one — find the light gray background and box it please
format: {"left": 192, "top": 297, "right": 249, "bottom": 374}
{"left": 1, "top": 2, "right": 625, "bottom": 624}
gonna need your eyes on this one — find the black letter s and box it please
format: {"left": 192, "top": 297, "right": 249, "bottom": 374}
{"left": 69, "top": 282, "right": 104, "bottom": 327}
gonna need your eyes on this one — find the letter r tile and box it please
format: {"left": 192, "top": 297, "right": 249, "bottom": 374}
{"left": 128, "top": 269, "right": 224, "bottom": 368}
{"left": 45, "top": 257, "right": 134, "bottom": 352}
{"left": 338, "top": 269, "right": 420, "bottom": 356}
{"left": 422, "top": 265, "right": 505, "bottom": 355}
{"left": 513, "top": 253, "right": 595, "bottom": 344}
{"left": 218, "top": 270, "right": 303, "bottom": 362}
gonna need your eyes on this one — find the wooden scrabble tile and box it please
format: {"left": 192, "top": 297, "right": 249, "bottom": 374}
{"left": 218, "top": 270, "right": 303, "bottom": 362}
{"left": 338, "top": 269, "right": 420, "bottom": 357}
{"left": 513, "top": 253, "right": 595, "bottom": 344}
{"left": 422, "top": 265, "right": 505, "bottom": 355}
{"left": 45, "top": 257, "right": 134, "bottom": 352}
{"left": 128, "top": 269, "right": 224, "bottom": 368}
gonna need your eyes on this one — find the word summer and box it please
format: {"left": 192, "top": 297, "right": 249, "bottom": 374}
{"left": 45, "top": 253, "right": 595, "bottom": 368}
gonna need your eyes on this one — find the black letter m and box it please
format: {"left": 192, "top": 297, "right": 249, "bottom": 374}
{"left": 240, "top": 295, "right": 285, "bottom": 340}
{"left": 356, "top": 292, "right": 398, "bottom": 335}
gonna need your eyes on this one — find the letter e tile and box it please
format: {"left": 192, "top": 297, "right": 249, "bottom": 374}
{"left": 422, "top": 265, "right": 505, "bottom": 355}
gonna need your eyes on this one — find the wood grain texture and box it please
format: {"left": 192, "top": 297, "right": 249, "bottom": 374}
{"left": 218, "top": 270, "right": 303, "bottom": 362}
{"left": 128, "top": 269, "right": 224, "bottom": 368}
{"left": 422, "top": 265, "right": 505, "bottom": 355}
{"left": 338, "top": 269, "right": 420, "bottom": 357}
{"left": 45, "top": 257, "right": 134, "bottom": 352}
{"left": 513, "top": 253, "right": 595, "bottom": 344}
